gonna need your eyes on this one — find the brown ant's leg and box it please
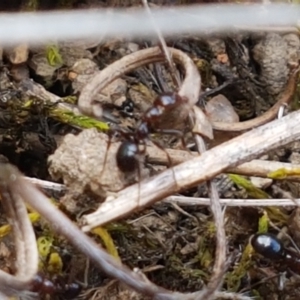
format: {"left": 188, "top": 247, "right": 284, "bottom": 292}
{"left": 155, "top": 128, "right": 193, "bottom": 157}
{"left": 136, "top": 140, "right": 147, "bottom": 206}
{"left": 154, "top": 128, "right": 185, "bottom": 148}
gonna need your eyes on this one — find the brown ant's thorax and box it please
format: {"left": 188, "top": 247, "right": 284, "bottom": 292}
{"left": 135, "top": 121, "right": 150, "bottom": 141}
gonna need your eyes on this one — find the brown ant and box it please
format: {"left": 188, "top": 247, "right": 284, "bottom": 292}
{"left": 30, "top": 272, "right": 82, "bottom": 299}
{"left": 251, "top": 233, "right": 300, "bottom": 275}
{"left": 110, "top": 92, "right": 186, "bottom": 175}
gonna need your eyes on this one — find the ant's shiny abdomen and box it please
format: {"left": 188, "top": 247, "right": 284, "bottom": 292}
{"left": 251, "top": 233, "right": 300, "bottom": 275}
{"left": 251, "top": 233, "right": 285, "bottom": 260}
{"left": 116, "top": 140, "right": 139, "bottom": 173}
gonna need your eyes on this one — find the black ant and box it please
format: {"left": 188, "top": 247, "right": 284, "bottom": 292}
{"left": 30, "top": 272, "right": 82, "bottom": 299}
{"left": 112, "top": 92, "right": 186, "bottom": 175}
{"left": 251, "top": 233, "right": 300, "bottom": 275}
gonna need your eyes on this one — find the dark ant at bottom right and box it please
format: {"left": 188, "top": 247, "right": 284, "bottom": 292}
{"left": 251, "top": 233, "right": 300, "bottom": 275}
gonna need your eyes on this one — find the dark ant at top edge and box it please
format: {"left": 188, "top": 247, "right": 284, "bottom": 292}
{"left": 30, "top": 272, "right": 82, "bottom": 299}
{"left": 251, "top": 233, "right": 300, "bottom": 275}
{"left": 114, "top": 92, "right": 186, "bottom": 174}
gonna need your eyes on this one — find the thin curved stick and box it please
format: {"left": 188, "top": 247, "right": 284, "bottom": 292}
{"left": 0, "top": 164, "right": 176, "bottom": 299}
{"left": 0, "top": 165, "right": 38, "bottom": 297}
{"left": 78, "top": 46, "right": 201, "bottom": 124}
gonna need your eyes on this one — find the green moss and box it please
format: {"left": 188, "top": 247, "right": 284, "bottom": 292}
{"left": 46, "top": 45, "right": 63, "bottom": 67}
{"left": 225, "top": 243, "right": 253, "bottom": 292}
{"left": 258, "top": 214, "right": 269, "bottom": 233}
{"left": 267, "top": 167, "right": 300, "bottom": 179}
{"left": 229, "top": 174, "right": 270, "bottom": 199}
{"left": 50, "top": 109, "right": 109, "bottom": 131}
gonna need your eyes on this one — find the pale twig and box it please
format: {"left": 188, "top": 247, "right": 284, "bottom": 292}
{"left": 0, "top": 4, "right": 298, "bottom": 46}
{"left": 0, "top": 164, "right": 171, "bottom": 298}
{"left": 147, "top": 147, "right": 300, "bottom": 182}
{"left": 189, "top": 117, "right": 226, "bottom": 300}
{"left": 142, "top": 0, "right": 181, "bottom": 87}
{"left": 24, "top": 177, "right": 66, "bottom": 192}
{"left": 163, "top": 196, "right": 300, "bottom": 207}
{"left": 82, "top": 109, "right": 300, "bottom": 230}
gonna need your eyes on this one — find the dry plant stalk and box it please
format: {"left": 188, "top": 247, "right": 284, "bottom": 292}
{"left": 0, "top": 165, "right": 38, "bottom": 298}
{"left": 191, "top": 123, "right": 226, "bottom": 300}
{"left": 78, "top": 46, "right": 201, "bottom": 113}
{"left": 147, "top": 147, "right": 300, "bottom": 182}
{"left": 164, "top": 197, "right": 300, "bottom": 207}
{"left": 142, "top": 0, "right": 181, "bottom": 87}
{"left": 82, "top": 108, "right": 300, "bottom": 229}
{"left": 0, "top": 164, "right": 170, "bottom": 299}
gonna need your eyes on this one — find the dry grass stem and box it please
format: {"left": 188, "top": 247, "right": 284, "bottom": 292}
{"left": 78, "top": 45, "right": 298, "bottom": 133}
{"left": 213, "top": 291, "right": 252, "bottom": 300}
{"left": 82, "top": 109, "right": 300, "bottom": 230}
{"left": 0, "top": 4, "right": 298, "bottom": 46}
{"left": 142, "top": 0, "right": 181, "bottom": 87}
{"left": 164, "top": 196, "right": 300, "bottom": 207}
{"left": 22, "top": 79, "right": 76, "bottom": 113}
{"left": 147, "top": 147, "right": 300, "bottom": 182}
{"left": 0, "top": 165, "right": 38, "bottom": 297}
{"left": 189, "top": 120, "right": 225, "bottom": 299}
{"left": 24, "top": 177, "right": 66, "bottom": 192}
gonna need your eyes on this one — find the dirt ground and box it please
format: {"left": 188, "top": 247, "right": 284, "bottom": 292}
{"left": 0, "top": 1, "right": 300, "bottom": 300}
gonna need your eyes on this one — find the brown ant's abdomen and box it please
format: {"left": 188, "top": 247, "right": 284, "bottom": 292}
{"left": 116, "top": 140, "right": 139, "bottom": 173}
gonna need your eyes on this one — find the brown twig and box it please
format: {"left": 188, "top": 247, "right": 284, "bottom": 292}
{"left": 78, "top": 46, "right": 201, "bottom": 123}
